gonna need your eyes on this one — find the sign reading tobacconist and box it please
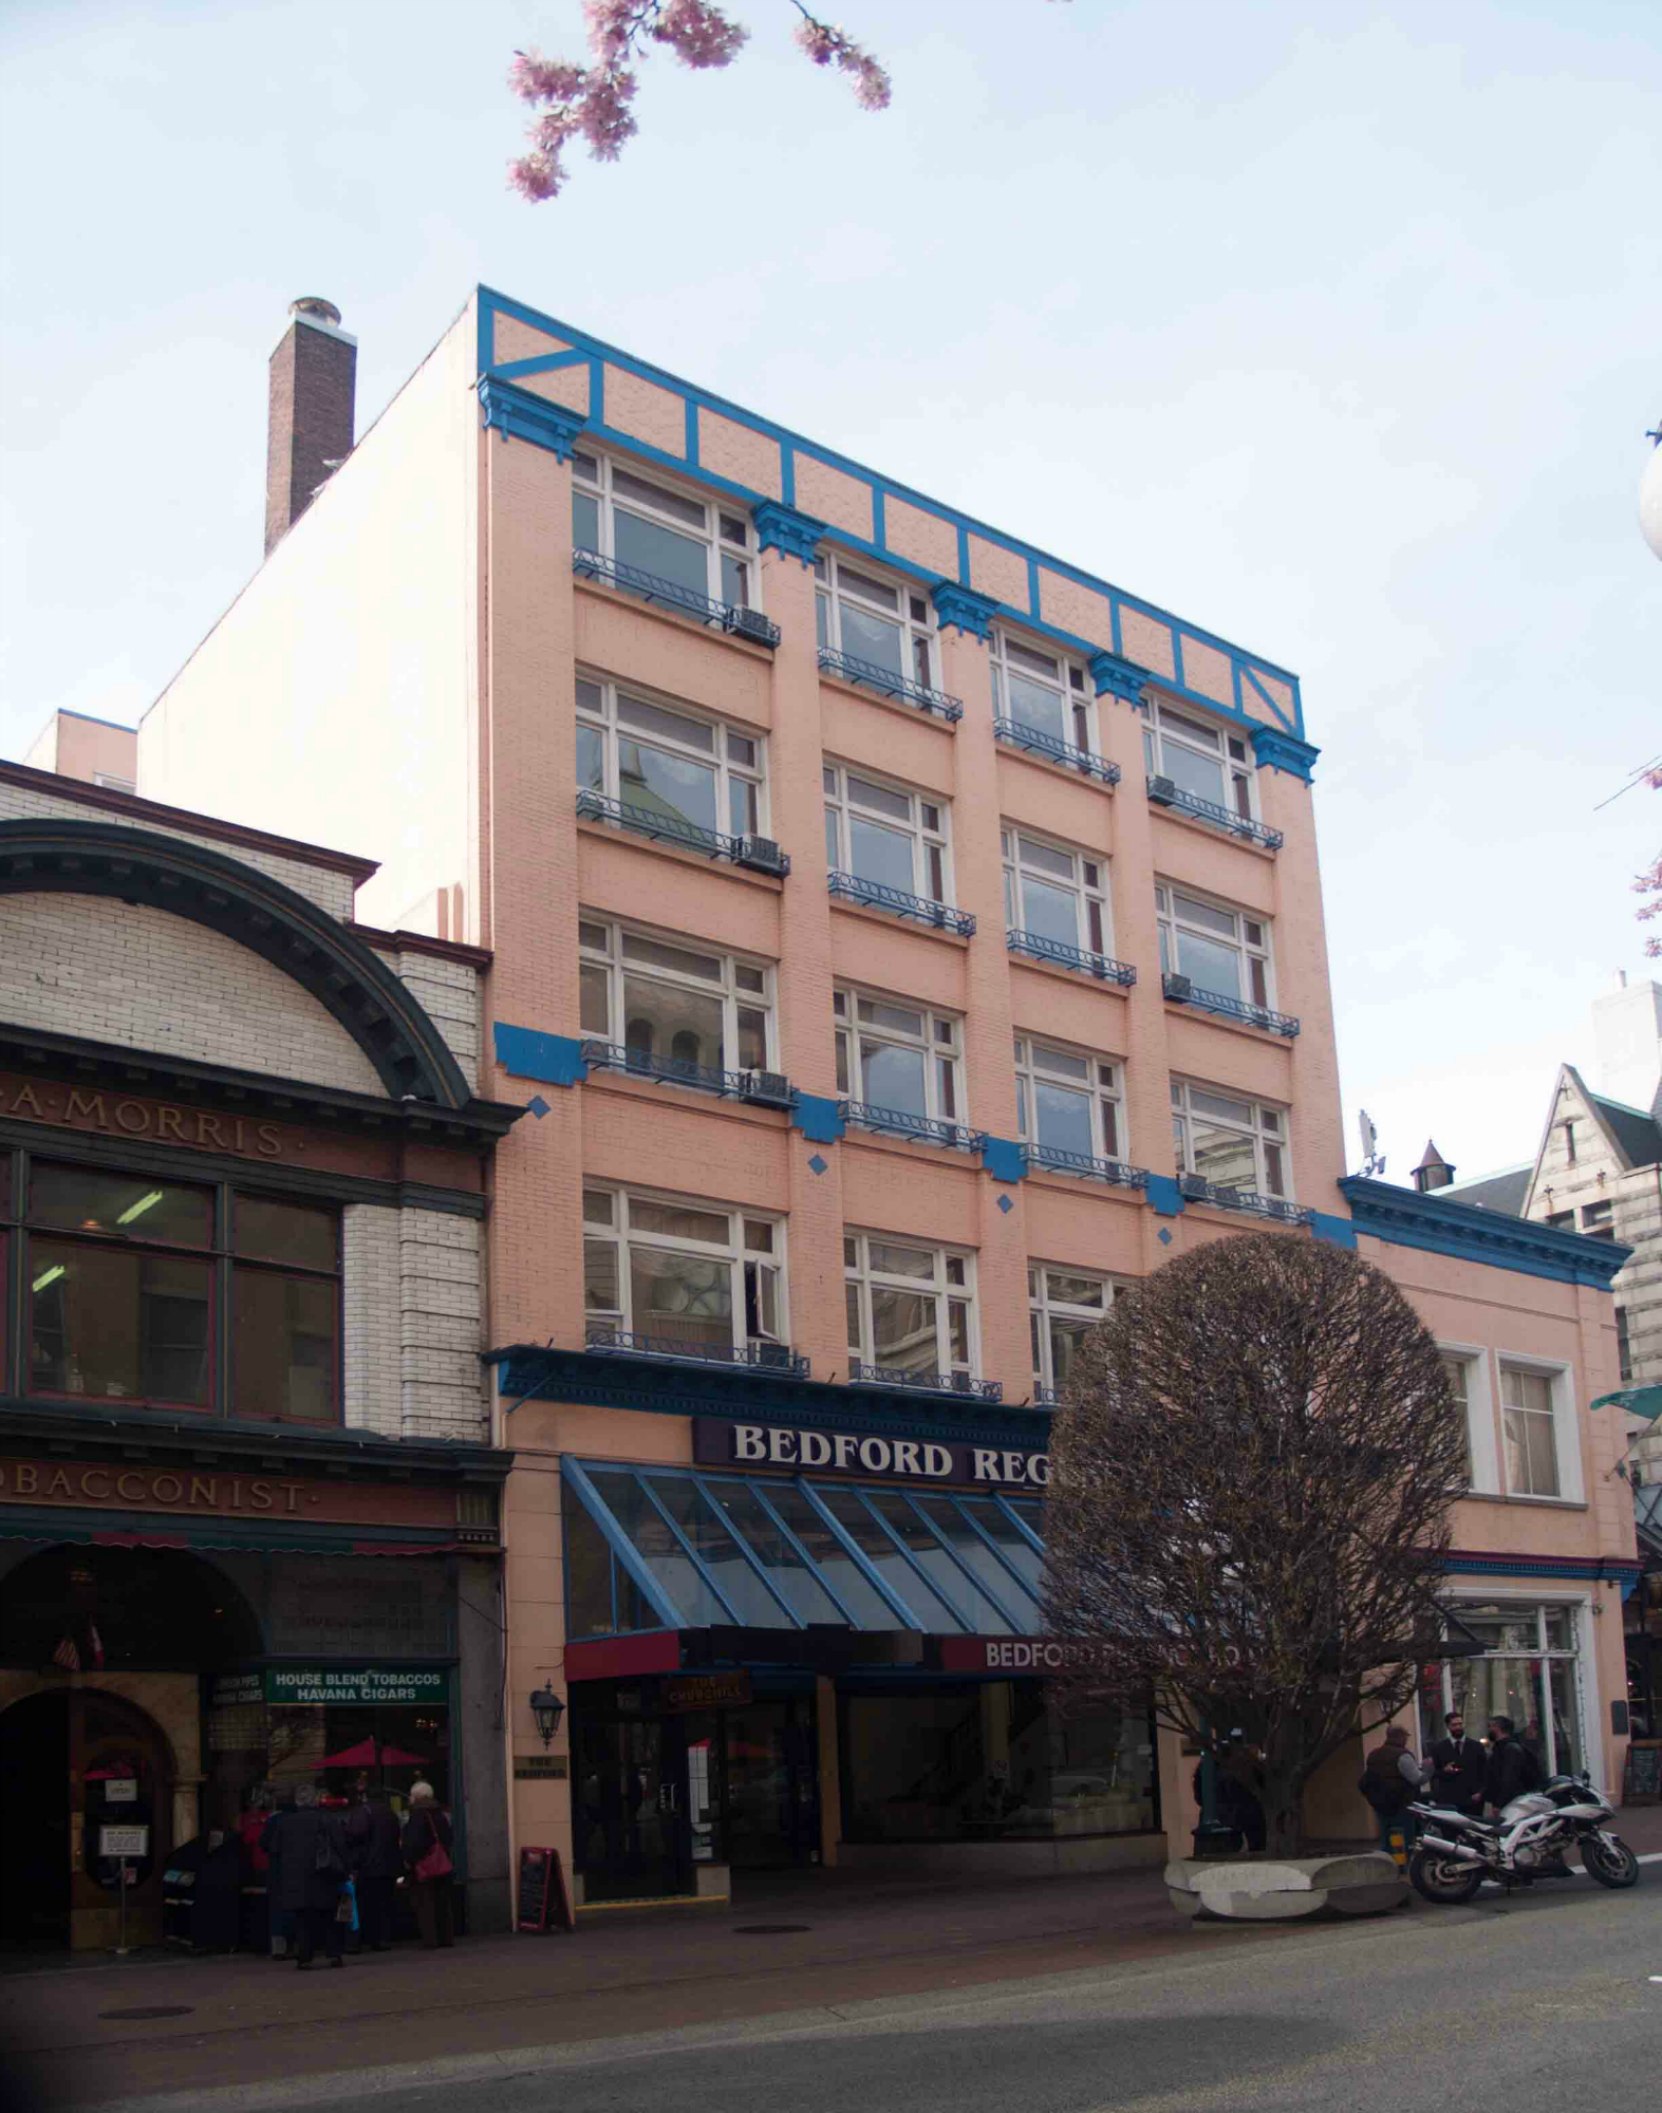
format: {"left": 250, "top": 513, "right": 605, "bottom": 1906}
{"left": 692, "top": 1419, "right": 1048, "bottom": 1489}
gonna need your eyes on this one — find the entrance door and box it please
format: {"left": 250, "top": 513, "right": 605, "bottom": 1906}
{"left": 572, "top": 1715, "right": 690, "bottom": 1902}
{"left": 723, "top": 1699, "right": 820, "bottom": 1870}
{"left": 0, "top": 1692, "right": 72, "bottom": 1946}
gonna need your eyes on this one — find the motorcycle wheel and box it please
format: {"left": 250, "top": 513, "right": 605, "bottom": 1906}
{"left": 1580, "top": 1834, "right": 1641, "bottom": 1889}
{"left": 1408, "top": 1849, "right": 1484, "bottom": 1904}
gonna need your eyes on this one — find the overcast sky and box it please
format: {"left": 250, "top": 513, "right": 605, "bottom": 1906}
{"left": 2, "top": 0, "right": 1658, "bottom": 1181}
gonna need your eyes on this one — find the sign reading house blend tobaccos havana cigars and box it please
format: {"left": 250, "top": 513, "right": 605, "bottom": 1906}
{"left": 691, "top": 1419, "right": 1049, "bottom": 1488}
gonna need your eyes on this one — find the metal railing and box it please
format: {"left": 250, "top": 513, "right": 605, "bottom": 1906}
{"left": 1177, "top": 1174, "right": 1313, "bottom": 1226}
{"left": 580, "top": 1040, "right": 793, "bottom": 1108}
{"left": 993, "top": 717, "right": 1121, "bottom": 784}
{"left": 1022, "top": 1142, "right": 1148, "bottom": 1189}
{"left": 1006, "top": 929, "right": 1137, "bottom": 986}
{"left": 1161, "top": 974, "right": 1299, "bottom": 1038}
{"left": 819, "top": 647, "right": 964, "bottom": 723}
{"left": 576, "top": 789, "right": 791, "bottom": 875}
{"left": 1145, "top": 775, "right": 1283, "bottom": 850}
{"left": 572, "top": 548, "right": 781, "bottom": 647}
{"left": 840, "top": 1102, "right": 988, "bottom": 1154}
{"left": 828, "top": 871, "right": 976, "bottom": 937}
{"left": 585, "top": 1326, "right": 810, "bottom": 1379}
{"left": 849, "top": 1361, "right": 1004, "bottom": 1404}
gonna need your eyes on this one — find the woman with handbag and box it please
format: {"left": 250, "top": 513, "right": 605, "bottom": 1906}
{"left": 401, "top": 1781, "right": 456, "bottom": 1949}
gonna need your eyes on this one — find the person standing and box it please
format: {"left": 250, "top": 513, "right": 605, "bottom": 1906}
{"left": 1428, "top": 1711, "right": 1487, "bottom": 1816}
{"left": 1484, "top": 1715, "right": 1542, "bottom": 1813}
{"left": 259, "top": 1790, "right": 299, "bottom": 1959}
{"left": 349, "top": 1789, "right": 405, "bottom": 1951}
{"left": 1359, "top": 1725, "right": 1425, "bottom": 1851}
{"left": 267, "top": 1788, "right": 352, "bottom": 1969}
{"left": 402, "top": 1781, "right": 456, "bottom": 1950}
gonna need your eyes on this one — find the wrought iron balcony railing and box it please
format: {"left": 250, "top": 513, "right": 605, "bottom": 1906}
{"left": 839, "top": 1102, "right": 988, "bottom": 1154}
{"left": 1176, "top": 1173, "right": 1313, "bottom": 1226}
{"left": 576, "top": 789, "right": 791, "bottom": 876}
{"left": 1161, "top": 974, "right": 1299, "bottom": 1038}
{"left": 848, "top": 1361, "right": 1004, "bottom": 1404}
{"left": 580, "top": 1040, "right": 795, "bottom": 1109}
{"left": 585, "top": 1325, "right": 810, "bottom": 1379}
{"left": 1006, "top": 929, "right": 1137, "bottom": 986}
{"left": 1031, "top": 1384, "right": 1062, "bottom": 1407}
{"left": 818, "top": 647, "right": 964, "bottom": 723}
{"left": 572, "top": 548, "right": 781, "bottom": 647}
{"left": 828, "top": 871, "right": 976, "bottom": 938}
{"left": 1145, "top": 775, "right": 1283, "bottom": 851}
{"left": 1022, "top": 1142, "right": 1149, "bottom": 1189}
{"left": 993, "top": 717, "right": 1121, "bottom": 785}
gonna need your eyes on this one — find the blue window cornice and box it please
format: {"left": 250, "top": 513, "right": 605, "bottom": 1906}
{"left": 1088, "top": 650, "right": 1150, "bottom": 707}
{"left": 1339, "top": 1176, "right": 1632, "bottom": 1287}
{"left": 478, "top": 376, "right": 586, "bottom": 462}
{"left": 931, "top": 581, "right": 1001, "bottom": 641}
{"left": 1250, "top": 724, "right": 1320, "bottom": 782}
{"left": 753, "top": 499, "right": 827, "bottom": 566}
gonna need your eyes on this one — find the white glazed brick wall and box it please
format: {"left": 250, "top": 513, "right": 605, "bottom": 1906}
{"left": 0, "top": 892, "right": 383, "bottom": 1095}
{"left": 342, "top": 1204, "right": 488, "bottom": 1442}
{"left": 378, "top": 948, "right": 481, "bottom": 1093}
{"left": 0, "top": 781, "right": 358, "bottom": 920}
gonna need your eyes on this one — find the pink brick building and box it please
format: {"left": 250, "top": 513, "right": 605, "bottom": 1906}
{"left": 130, "top": 288, "right": 1639, "bottom": 1900}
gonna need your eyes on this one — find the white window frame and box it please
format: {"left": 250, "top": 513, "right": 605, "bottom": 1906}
{"left": 990, "top": 631, "right": 1095, "bottom": 754}
{"left": 1438, "top": 1342, "right": 1500, "bottom": 1495}
{"left": 576, "top": 674, "right": 766, "bottom": 841}
{"left": 844, "top": 1230, "right": 978, "bottom": 1383}
{"left": 1144, "top": 700, "right": 1257, "bottom": 818}
{"left": 571, "top": 450, "right": 754, "bottom": 610}
{"left": 1497, "top": 1356, "right": 1582, "bottom": 1504}
{"left": 834, "top": 989, "right": 964, "bottom": 1124}
{"left": 1013, "top": 1037, "right": 1124, "bottom": 1164}
{"left": 1170, "top": 1076, "right": 1291, "bottom": 1199}
{"left": 582, "top": 1186, "right": 786, "bottom": 1357}
{"left": 1420, "top": 1589, "right": 1593, "bottom": 1785}
{"left": 824, "top": 763, "right": 952, "bottom": 905}
{"left": 814, "top": 551, "right": 937, "bottom": 690}
{"left": 1029, "top": 1264, "right": 1127, "bottom": 1396}
{"left": 1155, "top": 883, "right": 1274, "bottom": 1009}
{"left": 578, "top": 917, "right": 775, "bottom": 1075}
{"left": 1001, "top": 827, "right": 1112, "bottom": 957}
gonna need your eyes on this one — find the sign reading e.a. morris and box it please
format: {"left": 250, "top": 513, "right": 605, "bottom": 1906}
{"left": 264, "top": 1668, "right": 448, "bottom": 1706}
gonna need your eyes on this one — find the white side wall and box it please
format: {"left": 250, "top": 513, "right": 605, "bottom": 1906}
{"left": 343, "top": 1204, "right": 486, "bottom": 1442}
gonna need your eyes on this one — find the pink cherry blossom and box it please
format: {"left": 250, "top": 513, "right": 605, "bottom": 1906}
{"left": 792, "top": 13, "right": 891, "bottom": 111}
{"left": 652, "top": 0, "right": 749, "bottom": 68}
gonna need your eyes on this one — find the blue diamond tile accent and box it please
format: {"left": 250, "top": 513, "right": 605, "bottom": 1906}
{"left": 527, "top": 1095, "right": 551, "bottom": 1119}
{"left": 807, "top": 1153, "right": 828, "bottom": 1175}
{"left": 1157, "top": 1227, "right": 1173, "bottom": 1245}
{"left": 997, "top": 1194, "right": 1015, "bottom": 1214}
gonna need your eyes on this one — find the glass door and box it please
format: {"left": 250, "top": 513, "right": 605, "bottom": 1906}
{"left": 722, "top": 1699, "right": 820, "bottom": 1869}
{"left": 571, "top": 1714, "right": 690, "bottom": 1901}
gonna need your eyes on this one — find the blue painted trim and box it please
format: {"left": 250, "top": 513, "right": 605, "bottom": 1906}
{"left": 792, "top": 1092, "right": 846, "bottom": 1145}
{"left": 562, "top": 1457, "right": 685, "bottom": 1626}
{"left": 636, "top": 1473, "right": 746, "bottom": 1625}
{"left": 744, "top": 1478, "right": 866, "bottom": 1628}
{"left": 981, "top": 1135, "right": 1027, "bottom": 1185}
{"left": 493, "top": 349, "right": 590, "bottom": 381}
{"left": 1026, "top": 557, "right": 1042, "bottom": 619}
{"left": 475, "top": 286, "right": 1305, "bottom": 727}
{"left": 684, "top": 396, "right": 699, "bottom": 465}
{"left": 1339, "top": 1176, "right": 1632, "bottom": 1287}
{"left": 946, "top": 1492, "right": 1044, "bottom": 1608}
{"left": 851, "top": 1485, "right": 975, "bottom": 1632}
{"left": 1308, "top": 1210, "right": 1357, "bottom": 1250}
{"left": 590, "top": 357, "right": 604, "bottom": 424}
{"left": 493, "top": 1023, "right": 589, "bottom": 1086}
{"left": 992, "top": 1492, "right": 1046, "bottom": 1559}
{"left": 753, "top": 499, "right": 826, "bottom": 566}
{"left": 1144, "top": 1173, "right": 1187, "bottom": 1219}
{"left": 1241, "top": 665, "right": 1296, "bottom": 731}
{"left": 872, "top": 486, "right": 886, "bottom": 550}
{"left": 900, "top": 1489, "right": 1026, "bottom": 1632}
{"left": 796, "top": 1478, "right": 922, "bottom": 1627}
{"left": 1251, "top": 723, "right": 1320, "bottom": 782}
{"left": 780, "top": 441, "right": 795, "bottom": 504}
{"left": 689, "top": 1470, "right": 804, "bottom": 1628}
{"left": 931, "top": 580, "right": 1000, "bottom": 641}
{"left": 1089, "top": 650, "right": 1149, "bottom": 706}
{"left": 1444, "top": 1554, "right": 1642, "bottom": 1587}
{"left": 477, "top": 377, "right": 586, "bottom": 461}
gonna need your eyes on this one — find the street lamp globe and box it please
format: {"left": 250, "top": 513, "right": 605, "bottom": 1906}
{"left": 1642, "top": 423, "right": 1662, "bottom": 562}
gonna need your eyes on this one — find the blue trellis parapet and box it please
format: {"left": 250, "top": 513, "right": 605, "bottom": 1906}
{"left": 828, "top": 871, "right": 976, "bottom": 938}
{"left": 1006, "top": 929, "right": 1137, "bottom": 986}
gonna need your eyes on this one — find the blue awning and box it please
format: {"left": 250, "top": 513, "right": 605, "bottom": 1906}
{"left": 564, "top": 1459, "right": 1046, "bottom": 1637}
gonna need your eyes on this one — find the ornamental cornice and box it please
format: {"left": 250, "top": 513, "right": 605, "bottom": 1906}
{"left": 930, "top": 581, "right": 1001, "bottom": 641}
{"left": 1250, "top": 723, "right": 1321, "bottom": 782}
{"left": 752, "top": 500, "right": 827, "bottom": 566}
{"left": 478, "top": 376, "right": 586, "bottom": 462}
{"left": 1088, "top": 649, "right": 1150, "bottom": 706}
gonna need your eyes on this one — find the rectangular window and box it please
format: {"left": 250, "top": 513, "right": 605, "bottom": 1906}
{"left": 571, "top": 451, "right": 753, "bottom": 609}
{"left": 990, "top": 632, "right": 1093, "bottom": 753}
{"left": 1155, "top": 884, "right": 1272, "bottom": 1008}
{"left": 1579, "top": 1199, "right": 1615, "bottom": 1238}
{"left": 1500, "top": 1365, "right": 1561, "bottom": 1498}
{"left": 1441, "top": 1353, "right": 1475, "bottom": 1485}
{"left": 1616, "top": 1306, "right": 1632, "bottom": 1385}
{"left": 576, "top": 675, "right": 765, "bottom": 840}
{"left": 1014, "top": 1038, "right": 1123, "bottom": 1163}
{"left": 1170, "top": 1077, "right": 1290, "bottom": 1198}
{"left": 579, "top": 918, "right": 773, "bottom": 1076}
{"left": 1143, "top": 701, "right": 1255, "bottom": 817}
{"left": 844, "top": 1230, "right": 976, "bottom": 1382}
{"left": 231, "top": 1197, "right": 340, "bottom": 1423}
{"left": 824, "top": 764, "right": 951, "bottom": 904}
{"left": 814, "top": 552, "right": 936, "bottom": 689}
{"left": 1002, "top": 828, "right": 1110, "bottom": 956}
{"left": 1029, "top": 1266, "right": 1124, "bottom": 1395}
{"left": 582, "top": 1187, "right": 785, "bottom": 1360}
{"left": 833, "top": 989, "right": 962, "bottom": 1122}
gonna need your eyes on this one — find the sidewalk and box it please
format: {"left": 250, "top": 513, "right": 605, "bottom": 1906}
{"left": 7, "top": 1806, "right": 1659, "bottom": 2111}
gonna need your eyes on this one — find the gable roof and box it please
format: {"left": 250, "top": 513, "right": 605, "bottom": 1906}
{"left": 1587, "top": 1089, "right": 1662, "bottom": 1171}
{"left": 1441, "top": 1165, "right": 1531, "bottom": 1217}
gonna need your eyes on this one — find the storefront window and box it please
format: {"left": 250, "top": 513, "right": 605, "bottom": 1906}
{"left": 1420, "top": 1599, "right": 1585, "bottom": 1778}
{"left": 841, "top": 1682, "right": 1156, "bottom": 1842}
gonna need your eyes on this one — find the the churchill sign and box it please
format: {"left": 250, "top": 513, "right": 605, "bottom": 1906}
{"left": 691, "top": 1418, "right": 1049, "bottom": 1490}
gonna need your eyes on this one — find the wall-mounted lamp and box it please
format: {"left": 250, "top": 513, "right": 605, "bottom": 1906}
{"left": 529, "top": 1685, "right": 565, "bottom": 1748}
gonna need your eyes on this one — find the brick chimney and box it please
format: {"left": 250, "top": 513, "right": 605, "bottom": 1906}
{"left": 264, "top": 297, "right": 356, "bottom": 556}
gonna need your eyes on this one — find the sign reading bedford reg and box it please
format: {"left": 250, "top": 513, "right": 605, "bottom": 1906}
{"left": 691, "top": 1419, "right": 1049, "bottom": 1489}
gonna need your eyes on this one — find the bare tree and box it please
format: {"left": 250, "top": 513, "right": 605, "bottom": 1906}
{"left": 1044, "top": 1232, "right": 1465, "bottom": 1858}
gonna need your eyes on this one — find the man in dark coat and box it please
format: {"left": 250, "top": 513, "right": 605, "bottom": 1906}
{"left": 1484, "top": 1715, "right": 1541, "bottom": 1813}
{"left": 348, "top": 1791, "right": 405, "bottom": 1951}
{"left": 264, "top": 1791, "right": 351, "bottom": 1968}
{"left": 1428, "top": 1710, "right": 1488, "bottom": 1816}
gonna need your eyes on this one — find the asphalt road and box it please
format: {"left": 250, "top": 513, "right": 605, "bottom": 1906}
{"left": 66, "top": 1867, "right": 1662, "bottom": 2113}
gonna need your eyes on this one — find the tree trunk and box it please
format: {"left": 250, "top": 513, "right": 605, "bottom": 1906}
{"left": 1259, "top": 1764, "right": 1304, "bottom": 1857}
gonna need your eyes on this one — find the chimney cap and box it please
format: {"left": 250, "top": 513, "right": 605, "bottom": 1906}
{"left": 289, "top": 296, "right": 342, "bottom": 326}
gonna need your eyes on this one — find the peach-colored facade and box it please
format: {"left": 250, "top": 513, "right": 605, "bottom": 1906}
{"left": 135, "top": 287, "right": 1638, "bottom": 1893}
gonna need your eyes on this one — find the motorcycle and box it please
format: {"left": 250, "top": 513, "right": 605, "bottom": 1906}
{"left": 1406, "top": 1771, "right": 1642, "bottom": 1904}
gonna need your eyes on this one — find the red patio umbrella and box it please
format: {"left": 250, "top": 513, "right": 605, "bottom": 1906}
{"left": 314, "top": 1736, "right": 429, "bottom": 1770}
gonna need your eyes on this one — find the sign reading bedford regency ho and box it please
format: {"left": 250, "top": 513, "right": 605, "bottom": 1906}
{"left": 0, "top": 1457, "right": 459, "bottom": 1532}
{"left": 691, "top": 1419, "right": 1049, "bottom": 1489}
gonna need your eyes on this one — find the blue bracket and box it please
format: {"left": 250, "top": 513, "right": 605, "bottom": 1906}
{"left": 980, "top": 1135, "right": 1027, "bottom": 1185}
{"left": 754, "top": 500, "right": 828, "bottom": 566}
{"left": 792, "top": 1093, "right": 846, "bottom": 1145}
{"left": 1088, "top": 649, "right": 1149, "bottom": 706}
{"left": 1250, "top": 724, "right": 1320, "bottom": 782}
{"left": 478, "top": 377, "right": 586, "bottom": 463}
{"left": 492, "top": 1023, "right": 590, "bottom": 1086}
{"left": 1143, "top": 1173, "right": 1187, "bottom": 1219}
{"left": 931, "top": 580, "right": 1000, "bottom": 641}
